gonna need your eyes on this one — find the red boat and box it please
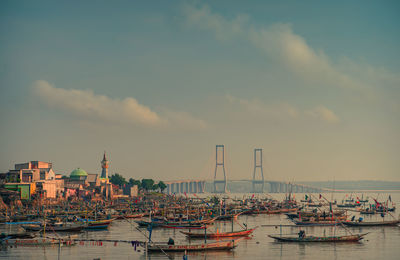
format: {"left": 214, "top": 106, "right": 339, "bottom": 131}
{"left": 146, "top": 238, "right": 242, "bottom": 252}
{"left": 180, "top": 227, "right": 257, "bottom": 238}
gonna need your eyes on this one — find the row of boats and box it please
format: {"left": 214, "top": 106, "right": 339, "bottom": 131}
{"left": 0, "top": 193, "right": 398, "bottom": 254}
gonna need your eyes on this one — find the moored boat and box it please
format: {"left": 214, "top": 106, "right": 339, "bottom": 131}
{"left": 83, "top": 218, "right": 114, "bottom": 230}
{"left": 22, "top": 222, "right": 85, "bottom": 232}
{"left": 268, "top": 233, "right": 368, "bottom": 242}
{"left": 181, "top": 227, "right": 257, "bottom": 238}
{"left": 342, "top": 219, "right": 400, "bottom": 226}
{"left": 1, "top": 237, "right": 76, "bottom": 246}
{"left": 146, "top": 238, "right": 241, "bottom": 252}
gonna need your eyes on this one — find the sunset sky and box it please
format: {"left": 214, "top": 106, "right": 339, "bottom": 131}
{"left": 1, "top": 1, "right": 399, "bottom": 181}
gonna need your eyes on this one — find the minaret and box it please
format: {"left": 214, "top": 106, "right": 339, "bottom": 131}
{"left": 101, "top": 151, "right": 109, "bottom": 179}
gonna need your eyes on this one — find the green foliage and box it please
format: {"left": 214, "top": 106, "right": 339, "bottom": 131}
{"left": 152, "top": 183, "right": 159, "bottom": 190}
{"left": 110, "top": 173, "right": 127, "bottom": 187}
{"left": 110, "top": 174, "right": 165, "bottom": 193}
{"left": 158, "top": 181, "right": 167, "bottom": 192}
{"left": 141, "top": 179, "right": 155, "bottom": 191}
{"left": 128, "top": 178, "right": 141, "bottom": 187}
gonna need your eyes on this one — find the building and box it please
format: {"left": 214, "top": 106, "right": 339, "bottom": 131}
{"left": 122, "top": 184, "right": 139, "bottom": 197}
{"left": 5, "top": 161, "right": 55, "bottom": 183}
{"left": 3, "top": 161, "right": 57, "bottom": 199}
{"left": 3, "top": 183, "right": 36, "bottom": 200}
{"left": 101, "top": 152, "right": 109, "bottom": 179}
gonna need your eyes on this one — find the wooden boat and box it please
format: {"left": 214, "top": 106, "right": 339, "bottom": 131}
{"left": 160, "top": 223, "right": 209, "bottom": 229}
{"left": 180, "top": 227, "right": 257, "bottom": 238}
{"left": 135, "top": 220, "right": 163, "bottom": 227}
{"left": 257, "top": 208, "right": 297, "bottom": 215}
{"left": 269, "top": 233, "right": 368, "bottom": 242}
{"left": 84, "top": 218, "right": 114, "bottom": 230}
{"left": 116, "top": 213, "right": 144, "bottom": 220}
{"left": 216, "top": 212, "right": 243, "bottom": 220}
{"left": 22, "top": 222, "right": 85, "bottom": 232}
{"left": 360, "top": 209, "right": 376, "bottom": 215}
{"left": 147, "top": 238, "right": 241, "bottom": 252}
{"left": 342, "top": 220, "right": 400, "bottom": 226}
{"left": 292, "top": 220, "right": 342, "bottom": 226}
{"left": 1, "top": 237, "right": 76, "bottom": 246}
{"left": 337, "top": 204, "right": 358, "bottom": 208}
{"left": 0, "top": 232, "right": 36, "bottom": 239}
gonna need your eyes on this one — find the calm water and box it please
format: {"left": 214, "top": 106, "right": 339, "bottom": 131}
{"left": 1, "top": 192, "right": 399, "bottom": 259}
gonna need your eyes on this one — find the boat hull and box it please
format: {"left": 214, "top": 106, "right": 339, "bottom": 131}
{"left": 342, "top": 220, "right": 400, "bottom": 226}
{"left": 181, "top": 228, "right": 256, "bottom": 238}
{"left": 147, "top": 239, "right": 239, "bottom": 252}
{"left": 269, "top": 234, "right": 367, "bottom": 242}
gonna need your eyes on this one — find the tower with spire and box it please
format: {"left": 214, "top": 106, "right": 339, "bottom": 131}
{"left": 101, "top": 151, "right": 109, "bottom": 179}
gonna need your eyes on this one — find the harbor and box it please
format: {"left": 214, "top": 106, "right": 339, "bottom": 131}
{"left": 0, "top": 192, "right": 399, "bottom": 259}
{"left": 2, "top": 1, "right": 400, "bottom": 259}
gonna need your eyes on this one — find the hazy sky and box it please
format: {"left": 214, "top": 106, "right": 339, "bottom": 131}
{"left": 1, "top": 1, "right": 399, "bottom": 182}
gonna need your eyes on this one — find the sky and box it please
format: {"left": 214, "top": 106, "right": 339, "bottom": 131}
{"left": 1, "top": 0, "right": 399, "bottom": 182}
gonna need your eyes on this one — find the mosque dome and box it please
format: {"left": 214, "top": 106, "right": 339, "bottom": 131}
{"left": 70, "top": 168, "right": 88, "bottom": 178}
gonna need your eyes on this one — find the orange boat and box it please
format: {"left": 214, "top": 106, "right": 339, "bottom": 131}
{"left": 147, "top": 238, "right": 242, "bottom": 252}
{"left": 180, "top": 227, "right": 257, "bottom": 239}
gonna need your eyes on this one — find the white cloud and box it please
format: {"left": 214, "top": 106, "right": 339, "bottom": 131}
{"left": 161, "top": 108, "right": 207, "bottom": 130}
{"left": 33, "top": 80, "right": 206, "bottom": 129}
{"left": 226, "top": 94, "right": 299, "bottom": 119}
{"left": 182, "top": 3, "right": 248, "bottom": 41}
{"left": 226, "top": 94, "right": 339, "bottom": 124}
{"left": 305, "top": 106, "right": 340, "bottom": 123}
{"left": 182, "top": 3, "right": 371, "bottom": 91}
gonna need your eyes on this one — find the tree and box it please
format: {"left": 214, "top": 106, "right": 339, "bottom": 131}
{"left": 158, "top": 181, "right": 167, "bottom": 193}
{"left": 129, "top": 178, "right": 141, "bottom": 187}
{"left": 152, "top": 183, "right": 159, "bottom": 191}
{"left": 110, "top": 173, "right": 127, "bottom": 187}
{"left": 141, "top": 179, "right": 155, "bottom": 191}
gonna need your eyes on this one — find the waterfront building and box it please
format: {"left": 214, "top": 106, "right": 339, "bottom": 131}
{"left": 4, "top": 161, "right": 55, "bottom": 183}
{"left": 3, "top": 161, "right": 58, "bottom": 199}
{"left": 101, "top": 152, "right": 109, "bottom": 179}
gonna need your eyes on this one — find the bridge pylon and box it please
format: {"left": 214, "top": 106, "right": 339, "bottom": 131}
{"left": 252, "top": 148, "right": 264, "bottom": 193}
{"left": 213, "top": 145, "right": 227, "bottom": 193}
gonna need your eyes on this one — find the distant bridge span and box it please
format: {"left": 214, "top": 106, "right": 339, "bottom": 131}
{"left": 230, "top": 180, "right": 327, "bottom": 193}
{"left": 165, "top": 179, "right": 326, "bottom": 194}
{"left": 164, "top": 180, "right": 206, "bottom": 194}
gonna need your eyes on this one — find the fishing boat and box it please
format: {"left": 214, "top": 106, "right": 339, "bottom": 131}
{"left": 0, "top": 232, "right": 36, "bottom": 239}
{"left": 216, "top": 212, "right": 243, "bottom": 220}
{"left": 359, "top": 209, "right": 376, "bottom": 215}
{"left": 159, "top": 223, "right": 209, "bottom": 229}
{"left": 337, "top": 203, "right": 358, "bottom": 208}
{"left": 146, "top": 238, "right": 241, "bottom": 252}
{"left": 135, "top": 220, "right": 163, "bottom": 227}
{"left": 1, "top": 237, "right": 76, "bottom": 246}
{"left": 180, "top": 227, "right": 257, "bottom": 239}
{"left": 268, "top": 233, "right": 368, "bottom": 242}
{"left": 22, "top": 222, "right": 85, "bottom": 232}
{"left": 342, "top": 219, "right": 400, "bottom": 226}
{"left": 292, "top": 220, "right": 342, "bottom": 226}
{"left": 83, "top": 218, "right": 114, "bottom": 230}
{"left": 116, "top": 213, "right": 144, "bottom": 220}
